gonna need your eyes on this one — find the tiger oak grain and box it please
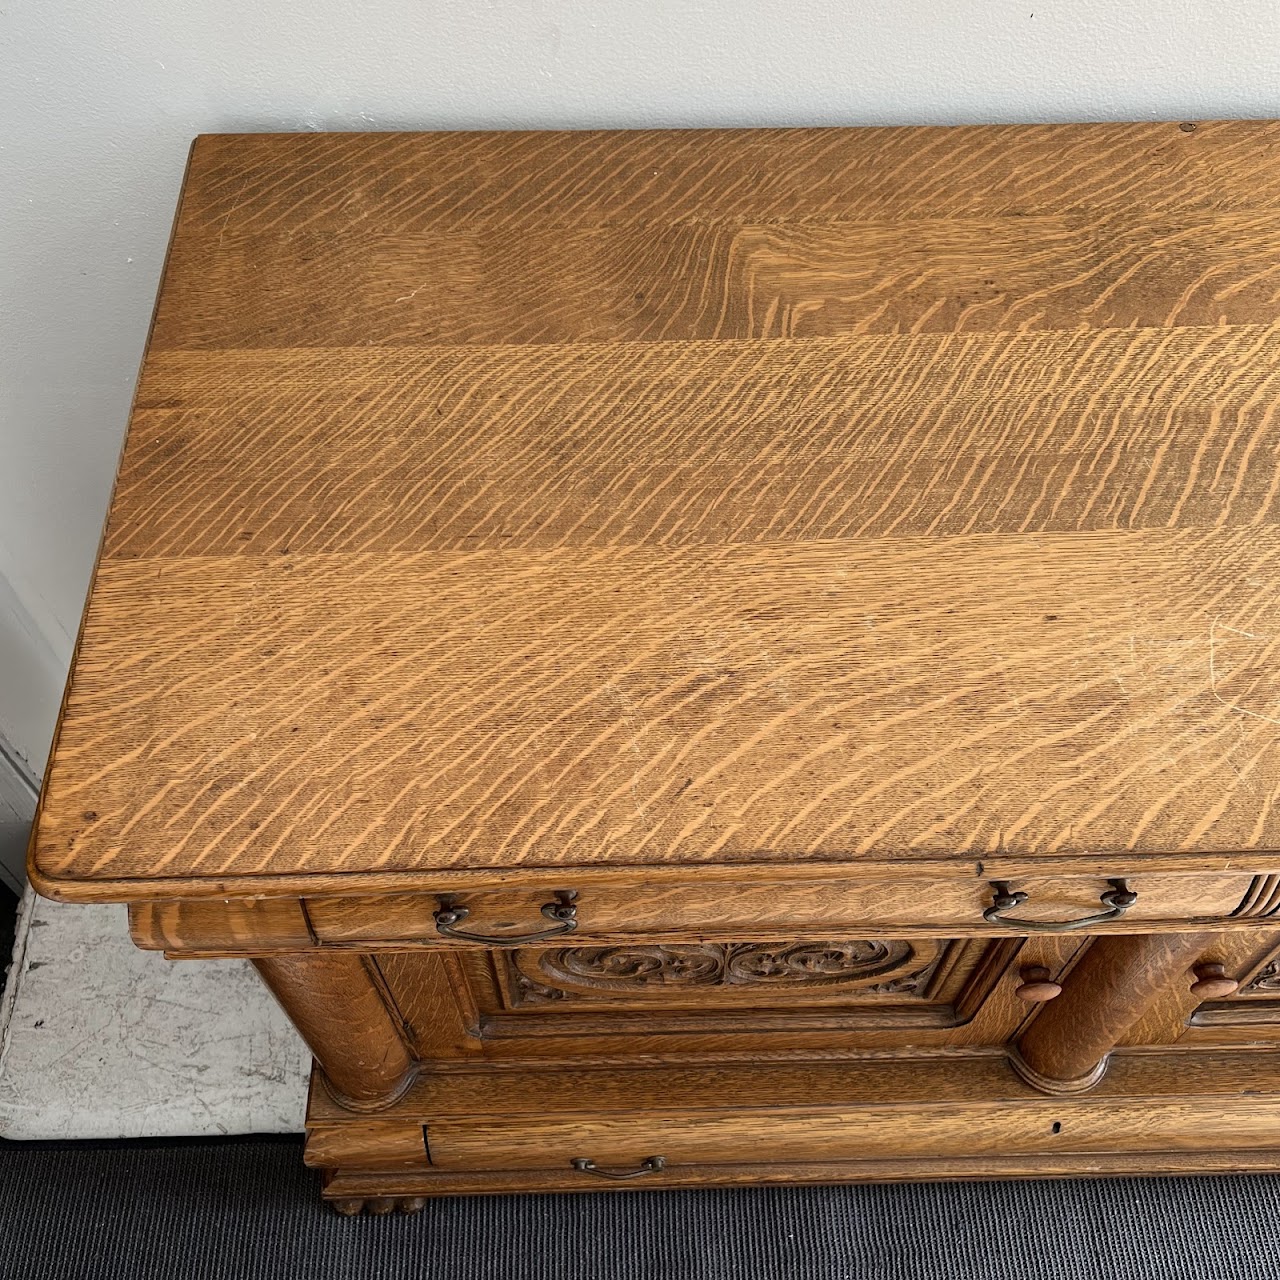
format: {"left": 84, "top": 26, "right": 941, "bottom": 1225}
{"left": 30, "top": 120, "right": 1280, "bottom": 900}
{"left": 28, "top": 122, "right": 1280, "bottom": 1208}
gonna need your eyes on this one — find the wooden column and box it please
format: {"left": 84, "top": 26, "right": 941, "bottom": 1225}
{"left": 253, "top": 953, "right": 416, "bottom": 1111}
{"left": 1011, "top": 932, "right": 1210, "bottom": 1095}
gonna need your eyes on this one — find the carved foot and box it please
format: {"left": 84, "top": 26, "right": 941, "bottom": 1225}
{"left": 328, "top": 1195, "right": 428, "bottom": 1216}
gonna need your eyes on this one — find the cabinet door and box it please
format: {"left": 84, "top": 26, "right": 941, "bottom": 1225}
{"left": 373, "top": 934, "right": 1089, "bottom": 1065}
{"left": 1117, "top": 928, "right": 1280, "bottom": 1050}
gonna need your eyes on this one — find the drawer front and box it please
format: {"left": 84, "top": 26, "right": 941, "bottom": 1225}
{"left": 427, "top": 1096, "right": 1280, "bottom": 1173}
{"left": 307, "top": 1050, "right": 1280, "bottom": 1193}
{"left": 306, "top": 871, "right": 1275, "bottom": 947}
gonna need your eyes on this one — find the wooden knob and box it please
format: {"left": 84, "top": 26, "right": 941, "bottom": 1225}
{"left": 1015, "top": 965, "right": 1063, "bottom": 1002}
{"left": 1190, "top": 963, "right": 1239, "bottom": 999}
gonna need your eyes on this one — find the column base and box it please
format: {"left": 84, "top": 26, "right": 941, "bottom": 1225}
{"left": 318, "top": 1060, "right": 420, "bottom": 1114}
{"left": 1007, "top": 1046, "right": 1109, "bottom": 1096}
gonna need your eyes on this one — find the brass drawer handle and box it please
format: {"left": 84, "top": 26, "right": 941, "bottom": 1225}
{"left": 433, "top": 890, "right": 578, "bottom": 945}
{"left": 983, "top": 879, "right": 1137, "bottom": 932}
{"left": 571, "top": 1155, "right": 666, "bottom": 1180}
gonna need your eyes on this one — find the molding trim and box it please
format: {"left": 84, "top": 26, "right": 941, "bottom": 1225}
{"left": 0, "top": 730, "right": 38, "bottom": 894}
{"left": 0, "top": 558, "right": 68, "bottom": 779}
{"left": 0, "top": 558, "right": 63, "bottom": 891}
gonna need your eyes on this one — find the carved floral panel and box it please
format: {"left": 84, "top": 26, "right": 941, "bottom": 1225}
{"left": 509, "top": 939, "right": 944, "bottom": 1005}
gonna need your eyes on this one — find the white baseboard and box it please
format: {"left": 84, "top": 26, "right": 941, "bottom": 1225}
{"left": 0, "top": 561, "right": 67, "bottom": 781}
{"left": 0, "top": 737, "right": 36, "bottom": 895}
{"left": 0, "top": 563, "right": 67, "bottom": 893}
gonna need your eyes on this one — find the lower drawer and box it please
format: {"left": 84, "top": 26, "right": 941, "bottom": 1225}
{"left": 425, "top": 1096, "right": 1280, "bottom": 1172}
{"left": 305, "top": 1051, "right": 1280, "bottom": 1189}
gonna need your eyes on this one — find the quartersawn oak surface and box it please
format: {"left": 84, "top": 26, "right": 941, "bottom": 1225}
{"left": 30, "top": 121, "right": 1280, "bottom": 899}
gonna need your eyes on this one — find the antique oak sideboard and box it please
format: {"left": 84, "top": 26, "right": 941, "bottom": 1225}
{"left": 28, "top": 122, "right": 1280, "bottom": 1211}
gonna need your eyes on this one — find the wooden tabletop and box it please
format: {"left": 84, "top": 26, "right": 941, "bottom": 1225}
{"left": 30, "top": 121, "right": 1280, "bottom": 901}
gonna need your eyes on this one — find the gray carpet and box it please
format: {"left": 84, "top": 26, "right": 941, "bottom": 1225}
{"left": 1, "top": 1137, "right": 1279, "bottom": 1279}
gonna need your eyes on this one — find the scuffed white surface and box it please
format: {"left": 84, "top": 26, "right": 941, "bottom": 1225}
{"left": 0, "top": 889, "right": 307, "bottom": 1139}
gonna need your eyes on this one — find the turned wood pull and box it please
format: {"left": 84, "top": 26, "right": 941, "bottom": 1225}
{"left": 433, "top": 890, "right": 578, "bottom": 944}
{"left": 1190, "top": 962, "right": 1239, "bottom": 999}
{"left": 983, "top": 879, "right": 1137, "bottom": 931}
{"left": 1014, "top": 965, "right": 1063, "bottom": 1002}
{"left": 570, "top": 1155, "right": 666, "bottom": 1180}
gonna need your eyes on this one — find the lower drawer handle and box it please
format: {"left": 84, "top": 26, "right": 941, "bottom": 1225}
{"left": 571, "top": 1156, "right": 667, "bottom": 1180}
{"left": 433, "top": 890, "right": 578, "bottom": 944}
{"left": 982, "top": 879, "right": 1137, "bottom": 931}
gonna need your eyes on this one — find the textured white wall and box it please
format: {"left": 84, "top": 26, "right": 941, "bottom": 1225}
{"left": 3, "top": 0, "right": 1280, "bottom": 771}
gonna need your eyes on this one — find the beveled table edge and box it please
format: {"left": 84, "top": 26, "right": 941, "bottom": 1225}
{"left": 27, "top": 837, "right": 1280, "bottom": 905}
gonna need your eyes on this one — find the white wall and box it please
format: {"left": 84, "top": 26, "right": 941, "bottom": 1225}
{"left": 3, "top": 0, "right": 1280, "bottom": 777}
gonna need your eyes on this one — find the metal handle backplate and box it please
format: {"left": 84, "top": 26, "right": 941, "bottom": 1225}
{"left": 983, "top": 879, "right": 1137, "bottom": 932}
{"left": 434, "top": 890, "right": 578, "bottom": 945}
{"left": 571, "top": 1155, "right": 666, "bottom": 1180}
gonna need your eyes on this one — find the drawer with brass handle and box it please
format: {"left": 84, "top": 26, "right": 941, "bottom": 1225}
{"left": 423, "top": 1096, "right": 1280, "bottom": 1173}
{"left": 301, "top": 871, "right": 1280, "bottom": 949}
{"left": 305, "top": 1047, "right": 1280, "bottom": 1206}
{"left": 570, "top": 1155, "right": 667, "bottom": 1180}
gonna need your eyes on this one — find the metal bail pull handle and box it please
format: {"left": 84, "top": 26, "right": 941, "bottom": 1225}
{"left": 571, "top": 1156, "right": 667, "bottom": 1180}
{"left": 983, "top": 879, "right": 1137, "bottom": 932}
{"left": 433, "top": 890, "right": 578, "bottom": 944}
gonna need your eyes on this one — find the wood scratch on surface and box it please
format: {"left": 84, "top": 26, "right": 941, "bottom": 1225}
{"left": 1209, "top": 616, "right": 1280, "bottom": 726}
{"left": 216, "top": 177, "right": 253, "bottom": 249}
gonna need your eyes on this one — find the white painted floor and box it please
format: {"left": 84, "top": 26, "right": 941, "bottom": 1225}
{"left": 0, "top": 888, "right": 308, "bottom": 1139}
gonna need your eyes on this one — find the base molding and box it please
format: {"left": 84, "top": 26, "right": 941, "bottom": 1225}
{"left": 320, "top": 1147, "right": 1280, "bottom": 1207}
{"left": 0, "top": 730, "right": 38, "bottom": 895}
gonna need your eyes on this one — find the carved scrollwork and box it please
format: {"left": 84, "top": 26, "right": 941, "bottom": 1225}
{"left": 511, "top": 939, "right": 936, "bottom": 1004}
{"left": 512, "top": 973, "right": 572, "bottom": 1002}
{"left": 723, "top": 941, "right": 909, "bottom": 985}
{"left": 1243, "top": 959, "right": 1280, "bottom": 995}
{"left": 553, "top": 944, "right": 725, "bottom": 987}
